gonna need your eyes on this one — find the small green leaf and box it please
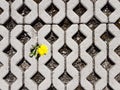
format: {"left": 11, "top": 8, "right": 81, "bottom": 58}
{"left": 36, "top": 54, "right": 40, "bottom": 60}
{"left": 29, "top": 52, "right": 34, "bottom": 57}
{"left": 29, "top": 53, "right": 33, "bottom": 57}
{"left": 30, "top": 45, "right": 40, "bottom": 58}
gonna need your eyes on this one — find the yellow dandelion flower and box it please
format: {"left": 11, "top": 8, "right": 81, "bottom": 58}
{"left": 37, "top": 44, "right": 48, "bottom": 56}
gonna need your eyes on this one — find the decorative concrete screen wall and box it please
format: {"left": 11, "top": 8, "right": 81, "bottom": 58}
{"left": 0, "top": 0, "right": 120, "bottom": 90}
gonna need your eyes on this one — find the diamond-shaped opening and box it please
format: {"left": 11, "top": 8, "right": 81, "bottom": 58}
{"left": 87, "top": 71, "right": 101, "bottom": 85}
{"left": 33, "top": 0, "right": 42, "bottom": 4}
{"left": 4, "top": 17, "right": 17, "bottom": 31}
{"left": 17, "top": 57, "right": 31, "bottom": 72}
{"left": 3, "top": 71, "right": 17, "bottom": 85}
{"left": 72, "top": 30, "right": 86, "bottom": 44}
{"left": 45, "top": 31, "right": 58, "bottom": 44}
{"left": 63, "top": 0, "right": 69, "bottom": 3}
{"left": 72, "top": 57, "right": 86, "bottom": 71}
{"left": 31, "top": 71, "right": 45, "bottom": 85}
{"left": 115, "top": 73, "right": 120, "bottom": 84}
{"left": 0, "top": 7, "right": 3, "bottom": 15}
{"left": 86, "top": 43, "right": 100, "bottom": 58}
{"left": 0, "top": 62, "right": 3, "bottom": 68}
{"left": 47, "top": 84, "right": 57, "bottom": 90}
{"left": 3, "top": 44, "right": 17, "bottom": 57}
{"left": 0, "top": 35, "right": 3, "bottom": 41}
{"left": 46, "top": 3, "right": 59, "bottom": 16}
{"left": 101, "top": 2, "right": 115, "bottom": 16}
{"left": 58, "top": 44, "right": 72, "bottom": 57}
{"left": 115, "top": 18, "right": 120, "bottom": 29}
{"left": 101, "top": 30, "right": 114, "bottom": 42}
{"left": 17, "top": 4, "right": 31, "bottom": 16}
{"left": 101, "top": 56, "right": 115, "bottom": 71}
{"left": 45, "top": 57, "right": 59, "bottom": 71}
{"left": 31, "top": 17, "right": 45, "bottom": 31}
{"left": 59, "top": 17, "right": 72, "bottom": 30}
{"left": 6, "top": 0, "right": 15, "bottom": 2}
{"left": 19, "top": 84, "right": 28, "bottom": 90}
{"left": 114, "top": 46, "right": 120, "bottom": 57}
{"left": 17, "top": 30, "right": 31, "bottom": 44}
{"left": 86, "top": 16, "right": 100, "bottom": 30}
{"left": 75, "top": 84, "right": 84, "bottom": 90}
{"left": 59, "top": 71, "right": 72, "bottom": 85}
{"left": 103, "top": 84, "right": 113, "bottom": 90}
{"left": 73, "top": 3, "right": 87, "bottom": 17}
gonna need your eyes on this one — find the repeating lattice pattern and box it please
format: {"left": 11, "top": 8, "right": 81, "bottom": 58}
{"left": 0, "top": 0, "right": 120, "bottom": 90}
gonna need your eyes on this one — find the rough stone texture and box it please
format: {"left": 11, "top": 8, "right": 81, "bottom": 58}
{"left": 0, "top": 0, "right": 120, "bottom": 90}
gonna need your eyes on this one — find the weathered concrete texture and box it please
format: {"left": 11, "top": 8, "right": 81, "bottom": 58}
{"left": 0, "top": 0, "right": 120, "bottom": 90}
